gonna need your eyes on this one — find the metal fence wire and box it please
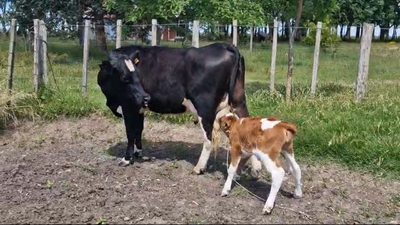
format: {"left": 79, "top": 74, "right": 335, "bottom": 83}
{"left": 1, "top": 19, "right": 399, "bottom": 100}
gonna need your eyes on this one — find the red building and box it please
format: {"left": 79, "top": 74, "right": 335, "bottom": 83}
{"left": 162, "top": 27, "right": 178, "bottom": 41}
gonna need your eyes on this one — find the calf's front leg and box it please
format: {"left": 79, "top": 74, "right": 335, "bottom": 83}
{"left": 221, "top": 145, "right": 241, "bottom": 196}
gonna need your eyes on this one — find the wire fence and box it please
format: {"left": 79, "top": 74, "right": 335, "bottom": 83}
{"left": 1, "top": 19, "right": 399, "bottom": 101}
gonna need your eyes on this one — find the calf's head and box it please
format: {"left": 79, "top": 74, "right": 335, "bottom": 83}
{"left": 97, "top": 57, "right": 150, "bottom": 116}
{"left": 219, "top": 113, "right": 239, "bottom": 136}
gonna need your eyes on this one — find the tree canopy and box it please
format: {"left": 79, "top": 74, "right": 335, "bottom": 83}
{"left": 1, "top": 0, "right": 399, "bottom": 45}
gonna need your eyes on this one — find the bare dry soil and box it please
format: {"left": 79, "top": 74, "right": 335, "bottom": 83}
{"left": 0, "top": 114, "right": 399, "bottom": 224}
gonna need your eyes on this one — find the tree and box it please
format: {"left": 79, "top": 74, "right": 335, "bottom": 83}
{"left": 286, "top": 0, "right": 304, "bottom": 102}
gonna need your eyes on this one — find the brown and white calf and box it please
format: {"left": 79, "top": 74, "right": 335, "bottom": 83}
{"left": 219, "top": 113, "right": 303, "bottom": 214}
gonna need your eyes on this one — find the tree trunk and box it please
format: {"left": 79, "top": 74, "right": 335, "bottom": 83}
{"left": 380, "top": 25, "right": 389, "bottom": 41}
{"left": 0, "top": 20, "right": 6, "bottom": 33}
{"left": 340, "top": 25, "right": 344, "bottom": 38}
{"left": 156, "top": 26, "right": 164, "bottom": 45}
{"left": 345, "top": 24, "right": 352, "bottom": 41}
{"left": 285, "top": 0, "right": 304, "bottom": 102}
{"left": 268, "top": 22, "right": 274, "bottom": 40}
{"left": 356, "top": 25, "right": 361, "bottom": 40}
{"left": 372, "top": 27, "right": 375, "bottom": 41}
{"left": 95, "top": 20, "right": 107, "bottom": 52}
{"left": 284, "top": 21, "right": 290, "bottom": 40}
{"left": 391, "top": 25, "right": 397, "bottom": 40}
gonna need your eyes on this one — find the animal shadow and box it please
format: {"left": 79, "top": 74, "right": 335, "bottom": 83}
{"left": 107, "top": 140, "right": 295, "bottom": 200}
{"left": 106, "top": 140, "right": 228, "bottom": 174}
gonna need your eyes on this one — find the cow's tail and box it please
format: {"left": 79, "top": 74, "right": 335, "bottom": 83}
{"left": 228, "top": 46, "right": 249, "bottom": 117}
{"left": 211, "top": 45, "right": 248, "bottom": 157}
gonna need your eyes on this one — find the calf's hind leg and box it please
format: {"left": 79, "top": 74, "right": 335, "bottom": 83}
{"left": 283, "top": 150, "right": 302, "bottom": 198}
{"left": 253, "top": 149, "right": 285, "bottom": 214}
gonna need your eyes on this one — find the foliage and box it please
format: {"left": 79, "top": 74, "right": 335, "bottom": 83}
{"left": 304, "top": 20, "right": 341, "bottom": 48}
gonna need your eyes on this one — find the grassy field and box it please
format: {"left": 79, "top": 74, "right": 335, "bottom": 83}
{"left": 0, "top": 36, "right": 399, "bottom": 179}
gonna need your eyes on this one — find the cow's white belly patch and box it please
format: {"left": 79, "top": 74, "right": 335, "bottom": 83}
{"left": 117, "top": 106, "right": 124, "bottom": 117}
{"left": 182, "top": 98, "right": 198, "bottom": 114}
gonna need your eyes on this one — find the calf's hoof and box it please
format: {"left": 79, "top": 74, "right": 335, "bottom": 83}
{"left": 117, "top": 158, "right": 131, "bottom": 167}
{"left": 293, "top": 191, "right": 303, "bottom": 199}
{"left": 220, "top": 190, "right": 229, "bottom": 197}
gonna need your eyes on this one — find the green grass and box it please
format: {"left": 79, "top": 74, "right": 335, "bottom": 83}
{"left": 0, "top": 35, "right": 399, "bottom": 178}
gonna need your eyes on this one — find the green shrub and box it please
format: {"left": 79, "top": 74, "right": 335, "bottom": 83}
{"left": 304, "top": 21, "right": 340, "bottom": 50}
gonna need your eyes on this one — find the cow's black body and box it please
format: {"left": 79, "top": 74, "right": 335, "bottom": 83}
{"left": 97, "top": 42, "right": 254, "bottom": 174}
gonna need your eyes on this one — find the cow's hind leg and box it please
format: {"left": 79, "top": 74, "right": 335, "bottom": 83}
{"left": 193, "top": 115, "right": 214, "bottom": 174}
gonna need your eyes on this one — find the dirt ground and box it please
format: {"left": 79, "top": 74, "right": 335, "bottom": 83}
{"left": 0, "top": 114, "right": 399, "bottom": 224}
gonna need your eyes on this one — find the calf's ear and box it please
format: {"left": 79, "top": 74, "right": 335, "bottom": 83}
{"left": 220, "top": 116, "right": 234, "bottom": 131}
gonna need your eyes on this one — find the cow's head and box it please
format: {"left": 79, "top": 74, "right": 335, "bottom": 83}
{"left": 97, "top": 56, "right": 150, "bottom": 117}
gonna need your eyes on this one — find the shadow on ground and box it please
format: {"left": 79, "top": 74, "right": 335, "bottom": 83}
{"left": 106, "top": 139, "right": 294, "bottom": 201}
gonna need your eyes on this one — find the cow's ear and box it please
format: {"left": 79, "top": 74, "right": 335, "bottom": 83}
{"left": 99, "top": 60, "right": 111, "bottom": 69}
{"left": 131, "top": 51, "right": 140, "bottom": 65}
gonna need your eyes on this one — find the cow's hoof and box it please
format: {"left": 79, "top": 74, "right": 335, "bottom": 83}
{"left": 133, "top": 151, "right": 143, "bottom": 159}
{"left": 118, "top": 158, "right": 131, "bottom": 167}
{"left": 249, "top": 169, "right": 262, "bottom": 180}
{"left": 262, "top": 206, "right": 273, "bottom": 215}
{"left": 192, "top": 166, "right": 205, "bottom": 175}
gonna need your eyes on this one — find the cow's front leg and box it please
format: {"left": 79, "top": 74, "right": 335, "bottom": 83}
{"left": 118, "top": 107, "right": 142, "bottom": 167}
{"left": 133, "top": 113, "right": 144, "bottom": 159}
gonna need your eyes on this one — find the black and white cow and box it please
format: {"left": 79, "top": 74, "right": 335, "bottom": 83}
{"left": 97, "top": 42, "right": 262, "bottom": 175}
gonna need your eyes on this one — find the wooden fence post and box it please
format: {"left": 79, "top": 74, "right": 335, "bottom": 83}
{"left": 116, "top": 19, "right": 122, "bottom": 48}
{"left": 355, "top": 23, "right": 374, "bottom": 103}
{"left": 310, "top": 21, "right": 322, "bottom": 96}
{"left": 33, "top": 19, "right": 41, "bottom": 92}
{"left": 232, "top": 19, "right": 238, "bottom": 46}
{"left": 192, "top": 20, "right": 199, "bottom": 48}
{"left": 270, "top": 20, "right": 278, "bottom": 92}
{"left": 82, "top": 19, "right": 90, "bottom": 97}
{"left": 151, "top": 19, "right": 157, "bottom": 46}
{"left": 7, "top": 18, "right": 16, "bottom": 96}
{"left": 249, "top": 25, "right": 253, "bottom": 52}
{"left": 40, "top": 20, "right": 48, "bottom": 85}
